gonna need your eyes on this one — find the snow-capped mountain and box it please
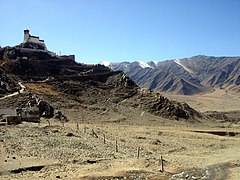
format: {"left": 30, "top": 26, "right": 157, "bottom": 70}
{"left": 99, "top": 55, "right": 240, "bottom": 95}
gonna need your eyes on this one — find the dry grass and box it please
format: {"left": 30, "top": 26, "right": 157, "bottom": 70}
{"left": 25, "top": 83, "right": 59, "bottom": 96}
{"left": 162, "top": 88, "right": 240, "bottom": 112}
{"left": 1, "top": 87, "right": 240, "bottom": 179}
{"left": 1, "top": 115, "right": 240, "bottom": 179}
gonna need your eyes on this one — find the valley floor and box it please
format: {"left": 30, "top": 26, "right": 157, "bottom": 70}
{"left": 1, "top": 115, "right": 240, "bottom": 179}
{"left": 163, "top": 88, "right": 240, "bottom": 112}
{"left": 1, "top": 87, "right": 240, "bottom": 179}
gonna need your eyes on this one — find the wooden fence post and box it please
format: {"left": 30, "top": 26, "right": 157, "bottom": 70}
{"left": 137, "top": 147, "right": 140, "bottom": 159}
{"left": 160, "top": 156, "right": 164, "bottom": 172}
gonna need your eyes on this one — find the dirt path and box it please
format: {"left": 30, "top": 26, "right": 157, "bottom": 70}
{"left": 0, "top": 82, "right": 25, "bottom": 100}
{"left": 0, "top": 62, "right": 6, "bottom": 67}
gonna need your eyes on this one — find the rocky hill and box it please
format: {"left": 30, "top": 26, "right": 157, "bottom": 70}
{"left": 0, "top": 45, "right": 203, "bottom": 120}
{"left": 102, "top": 55, "right": 240, "bottom": 95}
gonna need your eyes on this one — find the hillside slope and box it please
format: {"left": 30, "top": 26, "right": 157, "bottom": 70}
{"left": 103, "top": 55, "right": 240, "bottom": 95}
{"left": 0, "top": 46, "right": 202, "bottom": 120}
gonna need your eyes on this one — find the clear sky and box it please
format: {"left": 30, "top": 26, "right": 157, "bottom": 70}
{"left": 1, "top": 0, "right": 240, "bottom": 63}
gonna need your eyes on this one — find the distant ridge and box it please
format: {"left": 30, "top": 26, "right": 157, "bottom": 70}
{"left": 100, "top": 55, "right": 240, "bottom": 95}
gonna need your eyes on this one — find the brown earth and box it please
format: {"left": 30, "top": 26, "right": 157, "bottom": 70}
{"left": 1, "top": 110, "right": 240, "bottom": 179}
{"left": 0, "top": 46, "right": 240, "bottom": 179}
{"left": 0, "top": 45, "right": 202, "bottom": 120}
{"left": 163, "top": 88, "right": 240, "bottom": 112}
{"left": 0, "top": 82, "right": 240, "bottom": 179}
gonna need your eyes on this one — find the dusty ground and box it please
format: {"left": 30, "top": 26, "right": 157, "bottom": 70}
{"left": 1, "top": 109, "right": 240, "bottom": 179}
{"left": 1, "top": 87, "right": 240, "bottom": 179}
{"left": 1, "top": 39, "right": 240, "bottom": 180}
{"left": 163, "top": 88, "right": 240, "bottom": 112}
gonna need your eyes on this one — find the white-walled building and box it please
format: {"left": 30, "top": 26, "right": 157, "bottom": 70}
{"left": 23, "top": 29, "right": 47, "bottom": 50}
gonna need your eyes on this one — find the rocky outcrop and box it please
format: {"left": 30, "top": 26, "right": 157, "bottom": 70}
{"left": 0, "top": 46, "right": 55, "bottom": 61}
{"left": 19, "top": 42, "right": 46, "bottom": 50}
{"left": 0, "top": 69, "right": 19, "bottom": 97}
{"left": 0, "top": 45, "right": 203, "bottom": 120}
{"left": 121, "top": 89, "right": 203, "bottom": 120}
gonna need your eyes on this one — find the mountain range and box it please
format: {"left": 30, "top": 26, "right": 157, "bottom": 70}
{"left": 101, "top": 55, "right": 240, "bottom": 95}
{"left": 0, "top": 45, "right": 203, "bottom": 120}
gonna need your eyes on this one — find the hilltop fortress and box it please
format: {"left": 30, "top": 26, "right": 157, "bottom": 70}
{"left": 16, "top": 29, "right": 75, "bottom": 61}
{"left": 22, "top": 29, "right": 47, "bottom": 50}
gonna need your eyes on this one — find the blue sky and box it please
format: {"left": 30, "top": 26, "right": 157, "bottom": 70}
{"left": 1, "top": 0, "right": 240, "bottom": 63}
